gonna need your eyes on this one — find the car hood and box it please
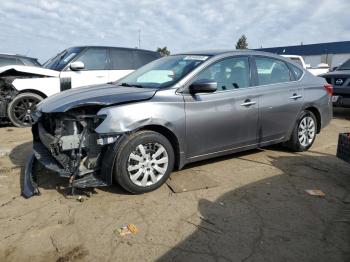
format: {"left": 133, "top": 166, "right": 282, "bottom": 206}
{"left": 37, "top": 84, "right": 157, "bottom": 113}
{"left": 0, "top": 65, "right": 59, "bottom": 77}
{"left": 320, "top": 70, "right": 350, "bottom": 78}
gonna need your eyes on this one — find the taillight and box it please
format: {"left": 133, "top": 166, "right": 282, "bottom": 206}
{"left": 324, "top": 83, "right": 333, "bottom": 96}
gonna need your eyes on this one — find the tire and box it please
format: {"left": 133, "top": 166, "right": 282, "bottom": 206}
{"left": 285, "top": 110, "right": 317, "bottom": 152}
{"left": 7, "top": 92, "right": 43, "bottom": 127}
{"left": 114, "top": 130, "right": 175, "bottom": 194}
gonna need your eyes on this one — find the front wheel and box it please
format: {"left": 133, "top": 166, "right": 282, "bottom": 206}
{"left": 7, "top": 92, "right": 43, "bottom": 127}
{"left": 285, "top": 110, "right": 317, "bottom": 152}
{"left": 114, "top": 130, "right": 175, "bottom": 194}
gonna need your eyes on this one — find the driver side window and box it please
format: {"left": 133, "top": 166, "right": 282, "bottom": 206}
{"left": 195, "top": 56, "right": 250, "bottom": 91}
{"left": 77, "top": 48, "right": 108, "bottom": 70}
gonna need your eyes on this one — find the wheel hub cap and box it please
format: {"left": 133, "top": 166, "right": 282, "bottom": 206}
{"left": 127, "top": 143, "right": 169, "bottom": 187}
{"left": 298, "top": 116, "right": 316, "bottom": 147}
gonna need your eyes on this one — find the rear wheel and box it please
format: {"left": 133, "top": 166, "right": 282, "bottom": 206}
{"left": 7, "top": 92, "right": 43, "bottom": 127}
{"left": 114, "top": 130, "right": 175, "bottom": 194}
{"left": 285, "top": 110, "right": 317, "bottom": 152}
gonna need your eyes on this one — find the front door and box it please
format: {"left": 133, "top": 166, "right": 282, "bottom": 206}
{"left": 184, "top": 56, "right": 259, "bottom": 159}
{"left": 60, "top": 47, "right": 110, "bottom": 88}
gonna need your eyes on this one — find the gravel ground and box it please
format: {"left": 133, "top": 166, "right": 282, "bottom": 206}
{"left": 0, "top": 108, "right": 349, "bottom": 262}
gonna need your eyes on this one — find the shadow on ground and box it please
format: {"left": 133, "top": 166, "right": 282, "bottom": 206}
{"left": 158, "top": 154, "right": 350, "bottom": 262}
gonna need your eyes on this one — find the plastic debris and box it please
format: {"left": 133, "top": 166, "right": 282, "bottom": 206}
{"left": 305, "top": 189, "right": 325, "bottom": 197}
{"left": 77, "top": 196, "right": 84, "bottom": 202}
{"left": 118, "top": 224, "right": 138, "bottom": 236}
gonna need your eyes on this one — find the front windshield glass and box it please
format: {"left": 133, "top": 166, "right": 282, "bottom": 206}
{"left": 338, "top": 59, "right": 350, "bottom": 70}
{"left": 43, "top": 47, "right": 83, "bottom": 71}
{"left": 119, "top": 54, "right": 210, "bottom": 88}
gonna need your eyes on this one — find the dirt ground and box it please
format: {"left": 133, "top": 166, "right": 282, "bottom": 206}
{"left": 0, "top": 108, "right": 350, "bottom": 262}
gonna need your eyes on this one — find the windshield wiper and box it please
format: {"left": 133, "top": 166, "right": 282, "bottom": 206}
{"left": 119, "top": 82, "right": 143, "bottom": 88}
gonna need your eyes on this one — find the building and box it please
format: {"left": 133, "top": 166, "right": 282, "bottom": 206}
{"left": 257, "top": 41, "right": 350, "bottom": 68}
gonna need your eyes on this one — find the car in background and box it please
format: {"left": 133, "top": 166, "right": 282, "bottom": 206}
{"left": 320, "top": 58, "right": 350, "bottom": 107}
{"left": 282, "top": 55, "right": 329, "bottom": 76}
{"left": 0, "top": 46, "right": 161, "bottom": 126}
{"left": 22, "top": 50, "right": 333, "bottom": 198}
{"left": 0, "top": 54, "right": 41, "bottom": 67}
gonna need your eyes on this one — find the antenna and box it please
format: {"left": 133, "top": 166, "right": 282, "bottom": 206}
{"left": 138, "top": 30, "right": 141, "bottom": 48}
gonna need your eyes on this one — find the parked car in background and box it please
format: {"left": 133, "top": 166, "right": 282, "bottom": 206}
{"left": 320, "top": 58, "right": 350, "bottom": 107}
{"left": 0, "top": 53, "right": 41, "bottom": 67}
{"left": 23, "top": 50, "right": 333, "bottom": 198}
{"left": 0, "top": 46, "right": 161, "bottom": 126}
{"left": 282, "top": 55, "right": 329, "bottom": 76}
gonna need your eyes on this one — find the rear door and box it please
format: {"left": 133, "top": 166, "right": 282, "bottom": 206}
{"left": 252, "top": 56, "right": 304, "bottom": 144}
{"left": 184, "top": 56, "right": 259, "bottom": 158}
{"left": 60, "top": 47, "right": 109, "bottom": 88}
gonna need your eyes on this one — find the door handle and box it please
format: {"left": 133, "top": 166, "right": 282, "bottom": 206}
{"left": 241, "top": 99, "right": 256, "bottom": 107}
{"left": 290, "top": 94, "right": 303, "bottom": 100}
{"left": 96, "top": 75, "right": 106, "bottom": 78}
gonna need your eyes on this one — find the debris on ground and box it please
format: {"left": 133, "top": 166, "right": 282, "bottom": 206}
{"left": 117, "top": 224, "right": 138, "bottom": 236}
{"left": 77, "top": 196, "right": 84, "bottom": 202}
{"left": 305, "top": 189, "right": 326, "bottom": 197}
{"left": 219, "top": 201, "right": 225, "bottom": 206}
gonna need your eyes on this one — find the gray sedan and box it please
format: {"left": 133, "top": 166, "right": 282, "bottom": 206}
{"left": 23, "top": 50, "right": 333, "bottom": 197}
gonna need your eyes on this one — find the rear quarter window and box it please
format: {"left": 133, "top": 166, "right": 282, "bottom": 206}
{"left": 289, "top": 64, "right": 304, "bottom": 80}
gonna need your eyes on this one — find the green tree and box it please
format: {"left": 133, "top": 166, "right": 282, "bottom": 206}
{"left": 235, "top": 35, "right": 248, "bottom": 49}
{"left": 156, "top": 46, "right": 171, "bottom": 56}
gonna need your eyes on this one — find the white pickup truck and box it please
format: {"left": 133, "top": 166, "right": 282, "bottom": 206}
{"left": 282, "top": 55, "right": 329, "bottom": 76}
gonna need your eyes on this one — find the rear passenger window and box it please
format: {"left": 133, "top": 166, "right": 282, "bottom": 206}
{"left": 255, "top": 57, "right": 291, "bottom": 85}
{"left": 195, "top": 56, "right": 250, "bottom": 91}
{"left": 134, "top": 51, "right": 159, "bottom": 68}
{"left": 290, "top": 64, "right": 303, "bottom": 80}
{"left": 77, "top": 48, "right": 108, "bottom": 70}
{"left": 110, "top": 49, "right": 134, "bottom": 70}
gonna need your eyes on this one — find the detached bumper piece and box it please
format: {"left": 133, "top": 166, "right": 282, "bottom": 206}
{"left": 22, "top": 154, "right": 40, "bottom": 198}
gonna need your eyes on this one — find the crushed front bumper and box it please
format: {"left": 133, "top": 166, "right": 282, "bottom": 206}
{"left": 22, "top": 120, "right": 123, "bottom": 198}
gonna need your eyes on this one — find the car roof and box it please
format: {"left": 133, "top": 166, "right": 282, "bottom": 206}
{"left": 0, "top": 53, "right": 39, "bottom": 60}
{"left": 69, "top": 46, "right": 159, "bottom": 54}
{"left": 174, "top": 49, "right": 281, "bottom": 57}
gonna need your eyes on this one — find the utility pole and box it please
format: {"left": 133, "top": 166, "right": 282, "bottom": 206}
{"left": 138, "top": 30, "right": 141, "bottom": 49}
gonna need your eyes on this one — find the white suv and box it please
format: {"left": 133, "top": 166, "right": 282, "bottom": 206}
{"left": 0, "top": 46, "right": 160, "bottom": 126}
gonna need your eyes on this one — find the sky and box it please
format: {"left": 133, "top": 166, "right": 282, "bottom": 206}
{"left": 0, "top": 0, "right": 349, "bottom": 63}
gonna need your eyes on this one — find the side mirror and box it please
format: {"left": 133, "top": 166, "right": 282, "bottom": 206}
{"left": 70, "top": 61, "right": 85, "bottom": 71}
{"left": 305, "top": 63, "right": 311, "bottom": 68}
{"left": 189, "top": 79, "right": 217, "bottom": 94}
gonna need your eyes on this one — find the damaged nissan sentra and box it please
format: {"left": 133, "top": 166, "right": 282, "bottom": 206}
{"left": 23, "top": 50, "right": 333, "bottom": 198}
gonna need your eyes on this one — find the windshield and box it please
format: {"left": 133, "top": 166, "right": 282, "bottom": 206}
{"left": 43, "top": 47, "right": 83, "bottom": 71}
{"left": 338, "top": 59, "right": 350, "bottom": 70}
{"left": 119, "top": 54, "right": 210, "bottom": 88}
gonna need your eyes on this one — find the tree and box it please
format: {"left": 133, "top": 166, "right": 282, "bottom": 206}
{"left": 156, "top": 46, "right": 171, "bottom": 56}
{"left": 235, "top": 35, "right": 248, "bottom": 49}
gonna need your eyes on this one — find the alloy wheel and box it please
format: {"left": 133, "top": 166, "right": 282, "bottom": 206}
{"left": 127, "top": 142, "right": 169, "bottom": 187}
{"left": 298, "top": 116, "right": 316, "bottom": 147}
{"left": 12, "top": 97, "right": 40, "bottom": 126}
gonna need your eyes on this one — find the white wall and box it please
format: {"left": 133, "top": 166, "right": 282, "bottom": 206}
{"left": 303, "top": 53, "right": 350, "bottom": 68}
{"left": 331, "top": 54, "right": 350, "bottom": 67}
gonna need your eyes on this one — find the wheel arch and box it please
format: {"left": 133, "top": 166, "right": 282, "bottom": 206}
{"left": 18, "top": 89, "right": 47, "bottom": 99}
{"left": 304, "top": 106, "right": 321, "bottom": 133}
{"left": 137, "top": 124, "right": 182, "bottom": 170}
